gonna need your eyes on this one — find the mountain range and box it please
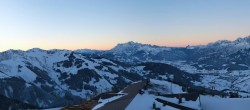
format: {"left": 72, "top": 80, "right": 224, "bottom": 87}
{"left": 0, "top": 36, "right": 250, "bottom": 109}
{"left": 78, "top": 36, "right": 250, "bottom": 71}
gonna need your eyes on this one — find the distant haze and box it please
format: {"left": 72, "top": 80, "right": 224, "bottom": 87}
{"left": 0, "top": 0, "right": 250, "bottom": 51}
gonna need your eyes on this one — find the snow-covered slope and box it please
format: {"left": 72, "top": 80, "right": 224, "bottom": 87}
{"left": 0, "top": 49, "right": 143, "bottom": 108}
{"left": 81, "top": 36, "right": 250, "bottom": 98}
{"left": 189, "top": 36, "right": 250, "bottom": 70}
{"left": 101, "top": 41, "right": 189, "bottom": 63}
{"left": 1, "top": 49, "right": 198, "bottom": 108}
{"left": 1, "top": 35, "right": 250, "bottom": 109}
{"left": 93, "top": 36, "right": 250, "bottom": 71}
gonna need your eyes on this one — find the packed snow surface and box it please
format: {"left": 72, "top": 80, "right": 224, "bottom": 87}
{"left": 201, "top": 95, "right": 250, "bottom": 110}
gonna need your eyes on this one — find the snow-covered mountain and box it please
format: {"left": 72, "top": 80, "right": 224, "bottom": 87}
{"left": 0, "top": 48, "right": 199, "bottom": 109}
{"left": 1, "top": 36, "right": 250, "bottom": 109}
{"left": 78, "top": 36, "right": 250, "bottom": 98}
{"left": 0, "top": 49, "right": 141, "bottom": 108}
{"left": 100, "top": 41, "right": 190, "bottom": 63}
{"left": 95, "top": 36, "right": 250, "bottom": 71}
{"left": 189, "top": 36, "right": 250, "bottom": 70}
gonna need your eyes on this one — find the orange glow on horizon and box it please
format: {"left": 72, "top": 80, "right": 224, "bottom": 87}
{"left": 0, "top": 34, "right": 249, "bottom": 52}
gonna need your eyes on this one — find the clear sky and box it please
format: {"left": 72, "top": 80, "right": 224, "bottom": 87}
{"left": 0, "top": 0, "right": 250, "bottom": 51}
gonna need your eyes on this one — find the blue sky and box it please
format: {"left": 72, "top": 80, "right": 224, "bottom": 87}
{"left": 0, "top": 0, "right": 250, "bottom": 51}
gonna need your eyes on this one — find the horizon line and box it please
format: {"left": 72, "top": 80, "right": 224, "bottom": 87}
{"left": 1, "top": 35, "right": 249, "bottom": 52}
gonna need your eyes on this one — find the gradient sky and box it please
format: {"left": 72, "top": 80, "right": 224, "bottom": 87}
{"left": 0, "top": 0, "right": 250, "bottom": 51}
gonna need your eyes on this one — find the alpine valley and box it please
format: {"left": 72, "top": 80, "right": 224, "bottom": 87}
{"left": 1, "top": 36, "right": 250, "bottom": 109}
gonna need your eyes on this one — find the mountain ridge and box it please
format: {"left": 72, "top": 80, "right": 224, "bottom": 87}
{"left": 2, "top": 35, "right": 249, "bottom": 53}
{"left": 1, "top": 35, "right": 250, "bottom": 108}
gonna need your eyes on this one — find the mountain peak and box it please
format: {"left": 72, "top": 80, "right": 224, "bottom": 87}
{"left": 126, "top": 41, "right": 142, "bottom": 45}
{"left": 235, "top": 35, "right": 250, "bottom": 43}
{"left": 207, "top": 36, "right": 250, "bottom": 48}
{"left": 112, "top": 41, "right": 143, "bottom": 50}
{"left": 27, "top": 48, "right": 45, "bottom": 52}
{"left": 117, "top": 41, "right": 143, "bottom": 46}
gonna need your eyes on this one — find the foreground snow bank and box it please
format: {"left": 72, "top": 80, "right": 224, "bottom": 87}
{"left": 201, "top": 95, "right": 250, "bottom": 110}
{"left": 126, "top": 92, "right": 178, "bottom": 110}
